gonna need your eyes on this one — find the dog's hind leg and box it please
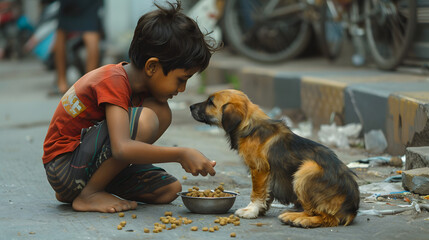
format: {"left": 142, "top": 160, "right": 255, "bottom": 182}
{"left": 283, "top": 160, "right": 345, "bottom": 228}
{"left": 278, "top": 211, "right": 323, "bottom": 228}
{"left": 279, "top": 211, "right": 340, "bottom": 228}
{"left": 235, "top": 170, "right": 271, "bottom": 218}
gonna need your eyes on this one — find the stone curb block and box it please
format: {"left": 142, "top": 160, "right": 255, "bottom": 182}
{"left": 402, "top": 167, "right": 429, "bottom": 195}
{"left": 406, "top": 146, "right": 429, "bottom": 170}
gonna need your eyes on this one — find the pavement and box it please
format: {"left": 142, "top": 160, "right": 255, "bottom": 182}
{"left": 1, "top": 55, "right": 429, "bottom": 240}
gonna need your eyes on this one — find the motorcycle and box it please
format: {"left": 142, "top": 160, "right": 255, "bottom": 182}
{"left": 0, "top": 0, "right": 34, "bottom": 59}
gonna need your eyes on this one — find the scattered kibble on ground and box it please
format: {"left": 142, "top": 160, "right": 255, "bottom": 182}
{"left": 114, "top": 210, "right": 243, "bottom": 234}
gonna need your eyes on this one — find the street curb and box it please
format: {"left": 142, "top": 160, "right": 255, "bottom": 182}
{"left": 204, "top": 52, "right": 429, "bottom": 155}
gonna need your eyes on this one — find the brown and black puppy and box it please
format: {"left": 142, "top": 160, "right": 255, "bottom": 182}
{"left": 190, "top": 89, "right": 360, "bottom": 228}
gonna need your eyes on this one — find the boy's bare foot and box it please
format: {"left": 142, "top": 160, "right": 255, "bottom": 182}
{"left": 72, "top": 191, "right": 137, "bottom": 213}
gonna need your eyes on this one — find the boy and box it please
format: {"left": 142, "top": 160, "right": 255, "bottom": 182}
{"left": 42, "top": 1, "right": 216, "bottom": 213}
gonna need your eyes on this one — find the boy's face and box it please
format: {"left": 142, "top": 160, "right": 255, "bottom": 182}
{"left": 149, "top": 67, "right": 198, "bottom": 103}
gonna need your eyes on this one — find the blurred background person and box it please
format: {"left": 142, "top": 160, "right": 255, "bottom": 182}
{"left": 54, "top": 0, "right": 103, "bottom": 94}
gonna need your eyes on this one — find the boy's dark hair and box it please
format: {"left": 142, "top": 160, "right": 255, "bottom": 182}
{"left": 129, "top": 1, "right": 216, "bottom": 75}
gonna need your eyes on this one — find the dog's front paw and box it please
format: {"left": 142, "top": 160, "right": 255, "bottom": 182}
{"left": 235, "top": 202, "right": 262, "bottom": 219}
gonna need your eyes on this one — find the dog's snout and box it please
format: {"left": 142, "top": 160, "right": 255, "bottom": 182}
{"left": 190, "top": 104, "right": 196, "bottom": 112}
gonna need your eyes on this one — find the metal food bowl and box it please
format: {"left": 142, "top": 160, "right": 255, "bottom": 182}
{"left": 177, "top": 191, "right": 238, "bottom": 214}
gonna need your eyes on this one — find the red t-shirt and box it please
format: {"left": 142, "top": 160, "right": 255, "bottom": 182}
{"left": 42, "top": 62, "right": 139, "bottom": 164}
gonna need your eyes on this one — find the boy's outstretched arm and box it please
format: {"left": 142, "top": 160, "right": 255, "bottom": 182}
{"left": 105, "top": 103, "right": 216, "bottom": 176}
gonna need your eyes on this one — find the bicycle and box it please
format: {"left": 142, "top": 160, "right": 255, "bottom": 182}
{"left": 222, "top": 0, "right": 417, "bottom": 70}
{"left": 319, "top": 0, "right": 367, "bottom": 65}
{"left": 319, "top": 0, "right": 417, "bottom": 70}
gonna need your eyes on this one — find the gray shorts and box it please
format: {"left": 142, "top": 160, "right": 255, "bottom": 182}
{"left": 44, "top": 107, "right": 177, "bottom": 202}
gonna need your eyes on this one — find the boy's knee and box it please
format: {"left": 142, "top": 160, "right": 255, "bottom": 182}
{"left": 135, "top": 107, "right": 159, "bottom": 143}
{"left": 135, "top": 180, "right": 182, "bottom": 204}
{"left": 140, "top": 99, "right": 172, "bottom": 140}
{"left": 156, "top": 180, "right": 182, "bottom": 204}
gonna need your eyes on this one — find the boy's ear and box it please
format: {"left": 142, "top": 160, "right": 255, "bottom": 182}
{"left": 145, "top": 57, "right": 160, "bottom": 76}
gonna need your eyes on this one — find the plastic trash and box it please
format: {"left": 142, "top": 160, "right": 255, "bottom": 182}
{"left": 359, "top": 182, "right": 405, "bottom": 196}
{"left": 292, "top": 121, "right": 312, "bottom": 138}
{"left": 384, "top": 175, "right": 402, "bottom": 183}
{"left": 358, "top": 202, "right": 428, "bottom": 217}
{"left": 266, "top": 107, "right": 282, "bottom": 119}
{"left": 317, "top": 123, "right": 362, "bottom": 149}
{"left": 361, "top": 156, "right": 390, "bottom": 167}
{"left": 364, "top": 129, "right": 387, "bottom": 154}
{"left": 347, "top": 156, "right": 404, "bottom": 169}
{"left": 358, "top": 208, "right": 409, "bottom": 216}
{"left": 280, "top": 115, "right": 293, "bottom": 127}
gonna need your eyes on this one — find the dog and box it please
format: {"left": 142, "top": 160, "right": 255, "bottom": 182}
{"left": 190, "top": 89, "right": 360, "bottom": 228}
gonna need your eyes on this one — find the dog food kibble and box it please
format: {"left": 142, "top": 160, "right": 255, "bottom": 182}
{"left": 182, "top": 176, "right": 188, "bottom": 180}
{"left": 120, "top": 221, "right": 126, "bottom": 227}
{"left": 140, "top": 211, "right": 243, "bottom": 234}
{"left": 131, "top": 214, "right": 137, "bottom": 219}
{"left": 143, "top": 212, "right": 199, "bottom": 234}
{"left": 230, "top": 232, "right": 237, "bottom": 238}
{"left": 118, "top": 212, "right": 125, "bottom": 217}
{"left": 162, "top": 218, "right": 170, "bottom": 224}
{"left": 186, "top": 185, "right": 234, "bottom": 198}
{"left": 117, "top": 225, "right": 123, "bottom": 230}
{"left": 214, "top": 215, "right": 241, "bottom": 227}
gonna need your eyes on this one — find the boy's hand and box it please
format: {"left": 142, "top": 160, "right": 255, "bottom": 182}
{"left": 179, "top": 148, "right": 216, "bottom": 176}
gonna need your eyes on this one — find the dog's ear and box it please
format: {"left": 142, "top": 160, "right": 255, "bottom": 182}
{"left": 221, "top": 103, "right": 245, "bottom": 133}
